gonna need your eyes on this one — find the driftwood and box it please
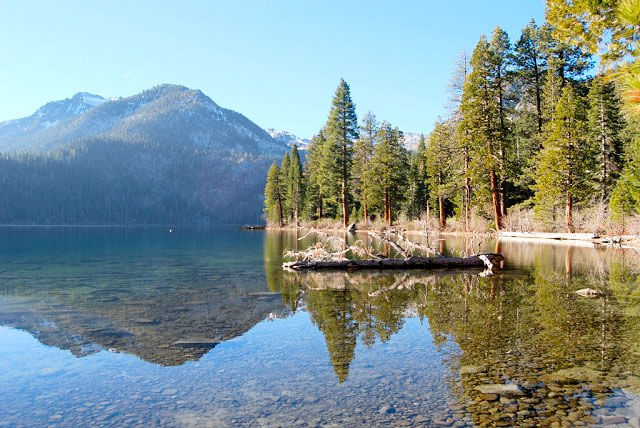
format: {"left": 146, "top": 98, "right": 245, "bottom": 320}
{"left": 368, "top": 230, "right": 409, "bottom": 258}
{"left": 283, "top": 253, "right": 504, "bottom": 271}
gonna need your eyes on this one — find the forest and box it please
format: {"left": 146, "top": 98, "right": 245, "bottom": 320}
{"left": 0, "top": 139, "right": 274, "bottom": 225}
{"left": 264, "top": 1, "right": 640, "bottom": 234}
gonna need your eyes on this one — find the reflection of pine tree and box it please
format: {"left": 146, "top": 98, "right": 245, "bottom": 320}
{"left": 264, "top": 231, "right": 302, "bottom": 311}
{"left": 307, "top": 290, "right": 357, "bottom": 382}
{"left": 264, "top": 231, "right": 283, "bottom": 293}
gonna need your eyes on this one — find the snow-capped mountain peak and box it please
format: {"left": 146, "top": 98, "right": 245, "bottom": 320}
{"left": 266, "top": 128, "right": 310, "bottom": 150}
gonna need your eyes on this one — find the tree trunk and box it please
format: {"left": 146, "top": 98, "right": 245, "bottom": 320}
{"left": 363, "top": 194, "right": 369, "bottom": 226}
{"left": 438, "top": 195, "right": 446, "bottom": 229}
{"left": 534, "top": 57, "right": 543, "bottom": 136}
{"left": 385, "top": 191, "right": 392, "bottom": 226}
{"left": 283, "top": 253, "right": 505, "bottom": 271}
{"left": 341, "top": 178, "right": 349, "bottom": 228}
{"left": 277, "top": 192, "right": 284, "bottom": 228}
{"left": 497, "top": 69, "right": 507, "bottom": 218}
{"left": 464, "top": 149, "right": 471, "bottom": 232}
{"left": 600, "top": 97, "right": 607, "bottom": 204}
{"left": 318, "top": 196, "right": 323, "bottom": 219}
{"left": 566, "top": 191, "right": 575, "bottom": 233}
{"left": 489, "top": 167, "right": 502, "bottom": 231}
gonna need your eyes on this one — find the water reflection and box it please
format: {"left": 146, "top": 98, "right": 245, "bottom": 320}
{"left": 265, "top": 230, "right": 640, "bottom": 425}
{"left": 3, "top": 228, "right": 640, "bottom": 425}
{"left": 0, "top": 227, "right": 290, "bottom": 366}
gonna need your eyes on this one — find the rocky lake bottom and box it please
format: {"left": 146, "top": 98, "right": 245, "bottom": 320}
{"left": 2, "top": 227, "right": 640, "bottom": 427}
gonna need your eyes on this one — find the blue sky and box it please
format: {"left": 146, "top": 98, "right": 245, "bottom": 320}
{"left": 0, "top": 0, "right": 544, "bottom": 137}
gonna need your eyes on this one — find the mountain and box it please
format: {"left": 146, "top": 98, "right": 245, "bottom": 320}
{"left": 265, "top": 128, "right": 425, "bottom": 152}
{"left": 0, "top": 84, "right": 285, "bottom": 155}
{"left": 266, "top": 128, "right": 310, "bottom": 150}
{"left": 402, "top": 132, "right": 423, "bottom": 151}
{"left": 0, "top": 85, "right": 288, "bottom": 225}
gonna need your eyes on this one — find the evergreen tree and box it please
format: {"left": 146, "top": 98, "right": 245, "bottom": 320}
{"left": 280, "top": 153, "right": 291, "bottom": 222}
{"left": 489, "top": 26, "right": 512, "bottom": 217}
{"left": 512, "top": 20, "right": 550, "bottom": 135}
{"left": 533, "top": 85, "right": 593, "bottom": 232}
{"left": 426, "top": 122, "right": 456, "bottom": 229}
{"left": 324, "top": 79, "right": 359, "bottom": 227}
{"left": 367, "top": 123, "right": 408, "bottom": 225}
{"left": 404, "top": 136, "right": 429, "bottom": 220}
{"left": 264, "top": 164, "right": 284, "bottom": 226}
{"left": 352, "top": 112, "right": 377, "bottom": 224}
{"left": 460, "top": 35, "right": 504, "bottom": 230}
{"left": 304, "top": 130, "right": 328, "bottom": 218}
{"left": 287, "top": 145, "right": 305, "bottom": 224}
{"left": 587, "top": 77, "right": 625, "bottom": 203}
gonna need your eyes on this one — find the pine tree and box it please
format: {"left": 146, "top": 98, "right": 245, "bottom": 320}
{"left": 288, "top": 145, "right": 304, "bottom": 225}
{"left": 280, "top": 152, "right": 291, "bottom": 222}
{"left": 533, "top": 85, "right": 593, "bottom": 232}
{"left": 446, "top": 53, "right": 472, "bottom": 230}
{"left": 426, "top": 122, "right": 456, "bottom": 229}
{"left": 352, "top": 112, "right": 377, "bottom": 224}
{"left": 512, "top": 20, "right": 550, "bottom": 135}
{"left": 324, "top": 79, "right": 359, "bottom": 227}
{"left": 264, "top": 164, "right": 284, "bottom": 226}
{"left": 367, "top": 123, "right": 408, "bottom": 225}
{"left": 587, "top": 77, "right": 625, "bottom": 203}
{"left": 304, "top": 130, "right": 328, "bottom": 218}
{"left": 460, "top": 35, "right": 503, "bottom": 231}
{"left": 489, "top": 26, "right": 512, "bottom": 217}
{"left": 404, "top": 136, "right": 429, "bottom": 220}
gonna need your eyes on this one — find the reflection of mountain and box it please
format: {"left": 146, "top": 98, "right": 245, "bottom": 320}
{"left": 0, "top": 285, "right": 288, "bottom": 366}
{"left": 0, "top": 228, "right": 290, "bottom": 366}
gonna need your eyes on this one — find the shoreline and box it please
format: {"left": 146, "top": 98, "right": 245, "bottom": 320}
{"left": 264, "top": 224, "right": 640, "bottom": 250}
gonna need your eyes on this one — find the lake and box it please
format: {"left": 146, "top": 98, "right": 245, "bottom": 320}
{"left": 1, "top": 227, "right": 640, "bottom": 427}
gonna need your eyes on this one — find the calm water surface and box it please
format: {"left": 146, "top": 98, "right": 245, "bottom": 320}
{"left": 2, "top": 227, "right": 640, "bottom": 427}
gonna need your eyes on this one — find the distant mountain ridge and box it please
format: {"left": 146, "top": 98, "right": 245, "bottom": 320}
{"left": 0, "top": 84, "right": 287, "bottom": 155}
{"left": 0, "top": 85, "right": 289, "bottom": 225}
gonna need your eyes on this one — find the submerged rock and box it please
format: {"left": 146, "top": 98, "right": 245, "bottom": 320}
{"left": 474, "top": 384, "right": 524, "bottom": 396}
{"left": 378, "top": 404, "right": 396, "bottom": 414}
{"left": 460, "top": 365, "right": 484, "bottom": 375}
{"left": 552, "top": 367, "right": 603, "bottom": 383}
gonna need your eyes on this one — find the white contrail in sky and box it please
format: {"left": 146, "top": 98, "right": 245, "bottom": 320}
{"left": 123, "top": 69, "right": 135, "bottom": 80}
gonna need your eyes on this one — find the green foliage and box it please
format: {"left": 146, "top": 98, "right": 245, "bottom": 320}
{"left": 264, "top": 163, "right": 284, "bottom": 226}
{"left": 533, "top": 85, "right": 593, "bottom": 225}
{"left": 546, "top": 0, "right": 639, "bottom": 66}
{"left": 287, "top": 145, "right": 305, "bottom": 223}
{"left": 324, "top": 79, "right": 359, "bottom": 225}
{"left": 366, "top": 123, "right": 408, "bottom": 224}
{"left": 587, "top": 77, "right": 625, "bottom": 202}
{"left": 352, "top": 112, "right": 377, "bottom": 220}
{"left": 280, "top": 153, "right": 291, "bottom": 219}
{"left": 426, "top": 122, "right": 457, "bottom": 221}
{"left": 403, "top": 139, "right": 429, "bottom": 219}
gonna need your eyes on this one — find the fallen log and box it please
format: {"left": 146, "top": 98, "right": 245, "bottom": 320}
{"left": 283, "top": 253, "right": 504, "bottom": 271}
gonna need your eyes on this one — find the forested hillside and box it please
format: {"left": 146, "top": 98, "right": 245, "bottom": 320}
{"left": 0, "top": 85, "right": 287, "bottom": 224}
{"left": 265, "top": 4, "right": 640, "bottom": 233}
